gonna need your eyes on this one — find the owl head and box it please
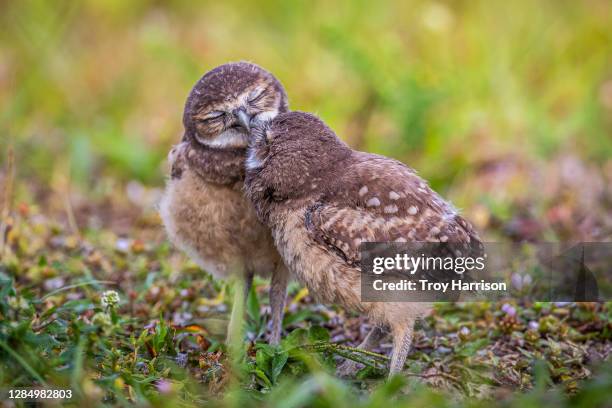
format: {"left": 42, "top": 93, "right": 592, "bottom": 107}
{"left": 246, "top": 111, "right": 351, "bottom": 207}
{"left": 183, "top": 62, "right": 289, "bottom": 149}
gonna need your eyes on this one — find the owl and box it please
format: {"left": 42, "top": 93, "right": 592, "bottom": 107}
{"left": 244, "top": 111, "right": 482, "bottom": 376}
{"left": 159, "top": 62, "right": 290, "bottom": 345}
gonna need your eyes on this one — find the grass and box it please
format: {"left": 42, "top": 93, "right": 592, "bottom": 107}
{"left": 0, "top": 205, "right": 611, "bottom": 407}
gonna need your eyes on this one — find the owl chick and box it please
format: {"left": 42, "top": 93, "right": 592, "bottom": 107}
{"left": 159, "top": 62, "right": 290, "bottom": 345}
{"left": 244, "top": 111, "right": 482, "bottom": 376}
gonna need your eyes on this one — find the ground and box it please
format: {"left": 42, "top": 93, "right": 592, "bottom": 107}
{"left": 1, "top": 156, "right": 611, "bottom": 407}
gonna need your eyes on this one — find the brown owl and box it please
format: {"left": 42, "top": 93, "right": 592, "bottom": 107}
{"left": 159, "top": 62, "right": 290, "bottom": 345}
{"left": 244, "top": 111, "right": 482, "bottom": 376}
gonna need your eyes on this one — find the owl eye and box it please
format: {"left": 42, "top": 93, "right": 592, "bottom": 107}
{"left": 200, "top": 111, "right": 225, "bottom": 122}
{"left": 248, "top": 89, "right": 266, "bottom": 104}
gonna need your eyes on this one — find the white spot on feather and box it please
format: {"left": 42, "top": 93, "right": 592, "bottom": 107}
{"left": 366, "top": 197, "right": 380, "bottom": 207}
{"left": 408, "top": 206, "right": 418, "bottom": 215}
{"left": 359, "top": 186, "right": 369, "bottom": 196}
{"left": 389, "top": 191, "right": 400, "bottom": 200}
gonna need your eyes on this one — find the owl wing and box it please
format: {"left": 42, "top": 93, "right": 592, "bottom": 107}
{"left": 168, "top": 143, "right": 189, "bottom": 180}
{"left": 304, "top": 154, "right": 481, "bottom": 268}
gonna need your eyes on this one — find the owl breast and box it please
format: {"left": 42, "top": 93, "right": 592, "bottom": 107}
{"left": 159, "top": 166, "right": 280, "bottom": 280}
{"left": 271, "top": 208, "right": 431, "bottom": 326}
{"left": 270, "top": 208, "right": 363, "bottom": 309}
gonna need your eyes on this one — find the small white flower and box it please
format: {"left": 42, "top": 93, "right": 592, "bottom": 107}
{"left": 115, "top": 238, "right": 131, "bottom": 253}
{"left": 528, "top": 321, "right": 539, "bottom": 331}
{"left": 101, "top": 290, "right": 120, "bottom": 308}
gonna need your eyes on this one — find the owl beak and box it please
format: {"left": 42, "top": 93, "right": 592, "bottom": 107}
{"left": 233, "top": 108, "right": 252, "bottom": 132}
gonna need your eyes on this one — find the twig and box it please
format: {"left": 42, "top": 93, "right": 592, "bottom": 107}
{"left": 303, "top": 342, "right": 386, "bottom": 369}
{"left": 333, "top": 343, "right": 389, "bottom": 361}
{"left": 303, "top": 342, "right": 388, "bottom": 361}
{"left": 302, "top": 341, "right": 463, "bottom": 383}
{"left": 301, "top": 342, "right": 388, "bottom": 370}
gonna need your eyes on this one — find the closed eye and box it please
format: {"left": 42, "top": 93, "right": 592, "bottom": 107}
{"left": 248, "top": 89, "right": 267, "bottom": 104}
{"left": 200, "top": 111, "right": 225, "bottom": 122}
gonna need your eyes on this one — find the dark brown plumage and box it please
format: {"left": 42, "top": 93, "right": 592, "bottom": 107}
{"left": 159, "top": 62, "right": 289, "bottom": 345}
{"left": 244, "top": 111, "right": 482, "bottom": 376}
{"left": 183, "top": 61, "right": 288, "bottom": 149}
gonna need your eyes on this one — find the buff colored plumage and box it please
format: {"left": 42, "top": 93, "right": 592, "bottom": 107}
{"left": 245, "top": 111, "right": 482, "bottom": 376}
{"left": 159, "top": 62, "right": 290, "bottom": 345}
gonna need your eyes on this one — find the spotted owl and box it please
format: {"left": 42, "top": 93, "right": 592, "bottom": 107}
{"left": 244, "top": 111, "right": 482, "bottom": 375}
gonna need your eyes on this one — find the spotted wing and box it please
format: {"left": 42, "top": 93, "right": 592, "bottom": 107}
{"left": 304, "top": 155, "right": 481, "bottom": 269}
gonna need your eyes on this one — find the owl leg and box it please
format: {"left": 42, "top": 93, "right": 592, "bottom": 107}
{"left": 244, "top": 269, "right": 254, "bottom": 299}
{"left": 268, "top": 265, "right": 288, "bottom": 345}
{"left": 388, "top": 322, "right": 414, "bottom": 378}
{"left": 336, "top": 326, "right": 386, "bottom": 377}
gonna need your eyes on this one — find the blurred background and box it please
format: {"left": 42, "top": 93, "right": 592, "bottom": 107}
{"left": 1, "top": 0, "right": 611, "bottom": 240}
